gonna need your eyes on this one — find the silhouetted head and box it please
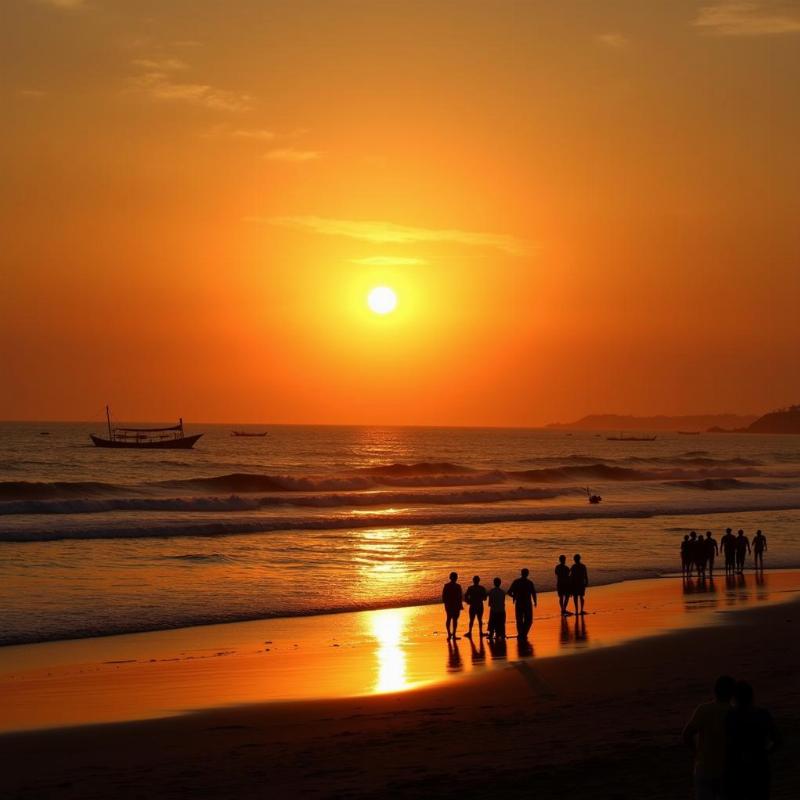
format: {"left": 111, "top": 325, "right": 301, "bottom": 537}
{"left": 713, "top": 675, "right": 736, "bottom": 702}
{"left": 558, "top": 554, "right": 566, "bottom": 564}
{"left": 690, "top": 531, "right": 697, "bottom": 539}
{"left": 521, "top": 568, "right": 529, "bottom": 577}
{"left": 706, "top": 531, "right": 712, "bottom": 538}
{"left": 733, "top": 681, "right": 754, "bottom": 708}
{"left": 756, "top": 529, "right": 762, "bottom": 535}
{"left": 472, "top": 575, "right": 480, "bottom": 585}
{"left": 726, "top": 528, "right": 732, "bottom": 534}
{"left": 738, "top": 529, "right": 744, "bottom": 536}
{"left": 493, "top": 577, "right": 501, "bottom": 587}
{"left": 684, "top": 535, "right": 689, "bottom": 542}
{"left": 449, "top": 572, "right": 458, "bottom": 582}
{"left": 573, "top": 554, "right": 581, "bottom": 563}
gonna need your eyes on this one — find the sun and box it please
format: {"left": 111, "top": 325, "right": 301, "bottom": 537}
{"left": 367, "top": 286, "right": 397, "bottom": 315}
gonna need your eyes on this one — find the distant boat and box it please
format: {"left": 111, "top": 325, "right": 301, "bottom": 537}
{"left": 606, "top": 434, "right": 657, "bottom": 442}
{"left": 39, "top": 431, "right": 50, "bottom": 436}
{"left": 678, "top": 431, "right": 701, "bottom": 435}
{"left": 231, "top": 431, "right": 268, "bottom": 438}
{"left": 91, "top": 407, "right": 202, "bottom": 449}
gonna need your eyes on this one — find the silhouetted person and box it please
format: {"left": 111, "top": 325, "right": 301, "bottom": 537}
{"left": 721, "top": 528, "right": 736, "bottom": 574}
{"left": 752, "top": 530, "right": 767, "bottom": 570}
{"left": 442, "top": 572, "right": 463, "bottom": 640}
{"left": 690, "top": 531, "right": 706, "bottom": 579}
{"left": 570, "top": 554, "right": 588, "bottom": 615}
{"left": 682, "top": 674, "right": 736, "bottom": 800}
{"left": 725, "top": 681, "right": 781, "bottom": 800}
{"left": 507, "top": 568, "right": 537, "bottom": 638}
{"left": 464, "top": 574, "right": 487, "bottom": 638}
{"left": 735, "top": 530, "right": 751, "bottom": 573}
{"left": 555, "top": 555, "right": 571, "bottom": 615}
{"left": 705, "top": 531, "right": 719, "bottom": 578}
{"left": 487, "top": 577, "right": 507, "bottom": 640}
{"left": 681, "top": 535, "right": 691, "bottom": 578}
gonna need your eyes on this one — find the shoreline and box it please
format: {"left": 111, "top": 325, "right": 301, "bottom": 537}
{"left": 2, "top": 570, "right": 798, "bottom": 735}
{"left": 2, "top": 587, "right": 798, "bottom": 799}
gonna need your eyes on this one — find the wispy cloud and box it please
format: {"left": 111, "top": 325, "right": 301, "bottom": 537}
{"left": 130, "top": 58, "right": 254, "bottom": 112}
{"left": 595, "top": 32, "right": 629, "bottom": 48}
{"left": 36, "top": 0, "right": 86, "bottom": 9}
{"left": 693, "top": 2, "right": 800, "bottom": 35}
{"left": 350, "top": 256, "right": 427, "bottom": 267}
{"left": 132, "top": 58, "right": 189, "bottom": 72}
{"left": 261, "top": 216, "right": 529, "bottom": 255}
{"left": 18, "top": 88, "right": 47, "bottom": 98}
{"left": 264, "top": 148, "right": 322, "bottom": 163}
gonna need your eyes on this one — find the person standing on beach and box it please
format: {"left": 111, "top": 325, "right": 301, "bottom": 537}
{"left": 721, "top": 528, "right": 736, "bottom": 574}
{"left": 555, "top": 555, "right": 572, "bottom": 615}
{"left": 682, "top": 674, "right": 736, "bottom": 800}
{"left": 690, "top": 531, "right": 706, "bottom": 580}
{"left": 507, "top": 568, "right": 537, "bottom": 638}
{"left": 463, "top": 575, "right": 487, "bottom": 639}
{"left": 570, "top": 554, "right": 589, "bottom": 615}
{"left": 705, "top": 531, "right": 719, "bottom": 578}
{"left": 752, "top": 530, "right": 767, "bottom": 570}
{"left": 442, "top": 572, "right": 463, "bottom": 640}
{"left": 486, "top": 577, "right": 506, "bottom": 640}
{"left": 735, "top": 530, "right": 751, "bottom": 574}
{"left": 725, "top": 681, "right": 781, "bottom": 800}
{"left": 681, "top": 535, "right": 691, "bottom": 578}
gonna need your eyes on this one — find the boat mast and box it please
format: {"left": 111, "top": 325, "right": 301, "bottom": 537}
{"left": 106, "top": 405, "right": 112, "bottom": 440}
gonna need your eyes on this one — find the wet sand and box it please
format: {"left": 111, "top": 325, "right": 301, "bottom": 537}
{"left": 2, "top": 571, "right": 799, "bottom": 798}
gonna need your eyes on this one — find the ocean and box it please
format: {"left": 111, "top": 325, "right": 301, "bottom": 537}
{"left": 2, "top": 422, "right": 799, "bottom": 646}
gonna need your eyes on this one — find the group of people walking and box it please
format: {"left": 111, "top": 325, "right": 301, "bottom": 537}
{"left": 441, "top": 554, "right": 589, "bottom": 641}
{"left": 681, "top": 529, "right": 768, "bottom": 579}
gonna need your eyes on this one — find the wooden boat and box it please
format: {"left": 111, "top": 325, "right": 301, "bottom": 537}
{"left": 91, "top": 407, "right": 202, "bottom": 449}
{"left": 231, "top": 431, "right": 268, "bottom": 437}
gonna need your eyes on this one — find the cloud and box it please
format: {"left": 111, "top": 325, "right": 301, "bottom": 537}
{"left": 264, "top": 148, "right": 322, "bottom": 162}
{"left": 350, "top": 256, "right": 427, "bottom": 267}
{"left": 262, "top": 216, "right": 529, "bottom": 255}
{"left": 132, "top": 58, "right": 189, "bottom": 71}
{"left": 693, "top": 2, "right": 800, "bottom": 35}
{"left": 36, "top": 0, "right": 85, "bottom": 9}
{"left": 595, "top": 32, "right": 629, "bottom": 48}
{"left": 18, "top": 88, "right": 47, "bottom": 98}
{"left": 131, "top": 67, "right": 254, "bottom": 112}
{"left": 231, "top": 128, "right": 276, "bottom": 141}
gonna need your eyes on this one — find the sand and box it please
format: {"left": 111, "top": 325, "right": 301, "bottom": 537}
{"left": 1, "top": 572, "right": 799, "bottom": 798}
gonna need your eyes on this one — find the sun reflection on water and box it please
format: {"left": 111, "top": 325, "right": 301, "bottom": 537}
{"left": 369, "top": 608, "right": 409, "bottom": 693}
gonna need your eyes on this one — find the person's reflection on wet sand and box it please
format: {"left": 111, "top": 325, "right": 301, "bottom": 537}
{"left": 559, "top": 615, "right": 571, "bottom": 646}
{"left": 574, "top": 614, "right": 588, "bottom": 644}
{"left": 468, "top": 634, "right": 486, "bottom": 666}
{"left": 486, "top": 636, "right": 507, "bottom": 661}
{"left": 446, "top": 639, "right": 462, "bottom": 672}
{"left": 516, "top": 637, "right": 533, "bottom": 658}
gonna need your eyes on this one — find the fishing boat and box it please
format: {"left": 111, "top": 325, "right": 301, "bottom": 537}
{"left": 90, "top": 407, "right": 203, "bottom": 449}
{"left": 231, "top": 431, "right": 268, "bottom": 437}
{"left": 677, "top": 430, "right": 701, "bottom": 435}
{"left": 605, "top": 434, "right": 657, "bottom": 442}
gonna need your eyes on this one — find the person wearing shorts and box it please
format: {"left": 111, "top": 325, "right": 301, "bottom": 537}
{"left": 555, "top": 555, "right": 572, "bottom": 615}
{"left": 442, "top": 572, "right": 463, "bottom": 640}
{"left": 463, "top": 575, "right": 487, "bottom": 639}
{"left": 570, "top": 554, "right": 589, "bottom": 615}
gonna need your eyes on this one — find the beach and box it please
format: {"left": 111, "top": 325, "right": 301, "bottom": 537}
{"left": 2, "top": 572, "right": 799, "bottom": 798}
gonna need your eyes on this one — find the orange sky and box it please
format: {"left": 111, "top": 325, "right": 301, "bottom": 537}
{"left": 2, "top": 0, "right": 799, "bottom": 425}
